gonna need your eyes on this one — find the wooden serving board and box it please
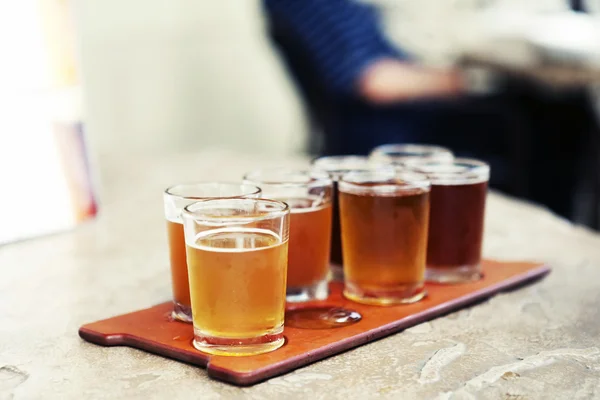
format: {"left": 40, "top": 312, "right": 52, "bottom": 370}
{"left": 79, "top": 260, "right": 549, "bottom": 386}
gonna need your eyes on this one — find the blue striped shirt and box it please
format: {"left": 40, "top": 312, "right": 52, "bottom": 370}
{"left": 264, "top": 0, "right": 407, "bottom": 97}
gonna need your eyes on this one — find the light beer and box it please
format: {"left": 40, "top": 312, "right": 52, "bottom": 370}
{"left": 186, "top": 228, "right": 288, "bottom": 341}
{"left": 182, "top": 197, "right": 289, "bottom": 356}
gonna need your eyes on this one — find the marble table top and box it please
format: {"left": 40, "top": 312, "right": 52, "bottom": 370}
{"left": 2, "top": 149, "right": 600, "bottom": 399}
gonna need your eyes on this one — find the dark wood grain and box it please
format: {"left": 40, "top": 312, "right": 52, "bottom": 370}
{"left": 79, "top": 259, "right": 550, "bottom": 386}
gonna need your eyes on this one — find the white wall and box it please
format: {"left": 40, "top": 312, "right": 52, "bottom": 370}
{"left": 75, "top": 0, "right": 309, "bottom": 158}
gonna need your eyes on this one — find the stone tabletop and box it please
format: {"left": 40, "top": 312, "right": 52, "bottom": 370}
{"left": 2, "top": 149, "right": 600, "bottom": 399}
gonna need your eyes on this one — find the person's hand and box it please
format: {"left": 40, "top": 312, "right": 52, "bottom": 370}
{"left": 358, "top": 58, "right": 465, "bottom": 104}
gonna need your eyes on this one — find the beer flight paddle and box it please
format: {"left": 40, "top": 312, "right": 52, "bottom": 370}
{"left": 80, "top": 260, "right": 550, "bottom": 386}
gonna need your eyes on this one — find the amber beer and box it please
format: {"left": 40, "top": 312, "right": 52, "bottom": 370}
{"left": 311, "top": 156, "right": 391, "bottom": 280}
{"left": 339, "top": 171, "right": 430, "bottom": 305}
{"left": 166, "top": 220, "right": 190, "bottom": 310}
{"left": 286, "top": 198, "right": 332, "bottom": 289}
{"left": 182, "top": 198, "right": 290, "bottom": 356}
{"left": 163, "top": 183, "right": 261, "bottom": 323}
{"left": 186, "top": 229, "right": 288, "bottom": 341}
{"left": 243, "top": 169, "right": 333, "bottom": 302}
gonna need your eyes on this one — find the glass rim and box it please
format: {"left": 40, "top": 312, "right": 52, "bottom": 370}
{"left": 370, "top": 143, "right": 454, "bottom": 157}
{"left": 369, "top": 144, "right": 454, "bottom": 165}
{"left": 311, "top": 154, "right": 386, "bottom": 169}
{"left": 182, "top": 197, "right": 290, "bottom": 224}
{"left": 311, "top": 154, "right": 369, "bottom": 166}
{"left": 243, "top": 168, "right": 332, "bottom": 188}
{"left": 164, "top": 182, "right": 262, "bottom": 200}
{"left": 311, "top": 155, "right": 393, "bottom": 179}
{"left": 339, "top": 169, "right": 431, "bottom": 195}
{"left": 407, "top": 157, "right": 490, "bottom": 185}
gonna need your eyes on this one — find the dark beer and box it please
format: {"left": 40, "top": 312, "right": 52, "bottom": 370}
{"left": 427, "top": 181, "right": 487, "bottom": 268}
{"left": 330, "top": 181, "right": 343, "bottom": 266}
{"left": 409, "top": 159, "right": 490, "bottom": 283}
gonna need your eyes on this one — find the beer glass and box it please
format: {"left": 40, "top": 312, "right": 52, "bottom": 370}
{"left": 182, "top": 198, "right": 290, "bottom": 356}
{"left": 163, "top": 183, "right": 261, "bottom": 322}
{"left": 339, "top": 169, "right": 431, "bottom": 305}
{"left": 409, "top": 158, "right": 490, "bottom": 283}
{"left": 243, "top": 169, "right": 333, "bottom": 302}
{"left": 369, "top": 144, "right": 454, "bottom": 166}
{"left": 311, "top": 156, "right": 391, "bottom": 279}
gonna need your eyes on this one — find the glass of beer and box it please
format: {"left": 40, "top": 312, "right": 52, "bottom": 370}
{"left": 243, "top": 169, "right": 333, "bottom": 302}
{"left": 409, "top": 159, "right": 490, "bottom": 283}
{"left": 339, "top": 169, "right": 431, "bottom": 305}
{"left": 369, "top": 144, "right": 454, "bottom": 166}
{"left": 181, "top": 198, "right": 290, "bottom": 356}
{"left": 163, "top": 183, "right": 261, "bottom": 323}
{"left": 311, "top": 156, "right": 391, "bottom": 280}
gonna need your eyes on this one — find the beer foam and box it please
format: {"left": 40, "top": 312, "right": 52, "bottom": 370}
{"left": 188, "top": 227, "right": 284, "bottom": 253}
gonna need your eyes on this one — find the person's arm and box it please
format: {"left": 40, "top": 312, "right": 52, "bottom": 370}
{"left": 265, "top": 0, "right": 463, "bottom": 103}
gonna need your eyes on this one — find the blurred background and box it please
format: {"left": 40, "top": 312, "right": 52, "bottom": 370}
{"left": 1, "top": 0, "right": 600, "bottom": 244}
{"left": 77, "top": 0, "right": 309, "bottom": 158}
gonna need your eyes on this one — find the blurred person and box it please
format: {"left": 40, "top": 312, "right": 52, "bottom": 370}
{"left": 264, "top": 0, "right": 468, "bottom": 155}
{"left": 263, "top": 0, "right": 598, "bottom": 224}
